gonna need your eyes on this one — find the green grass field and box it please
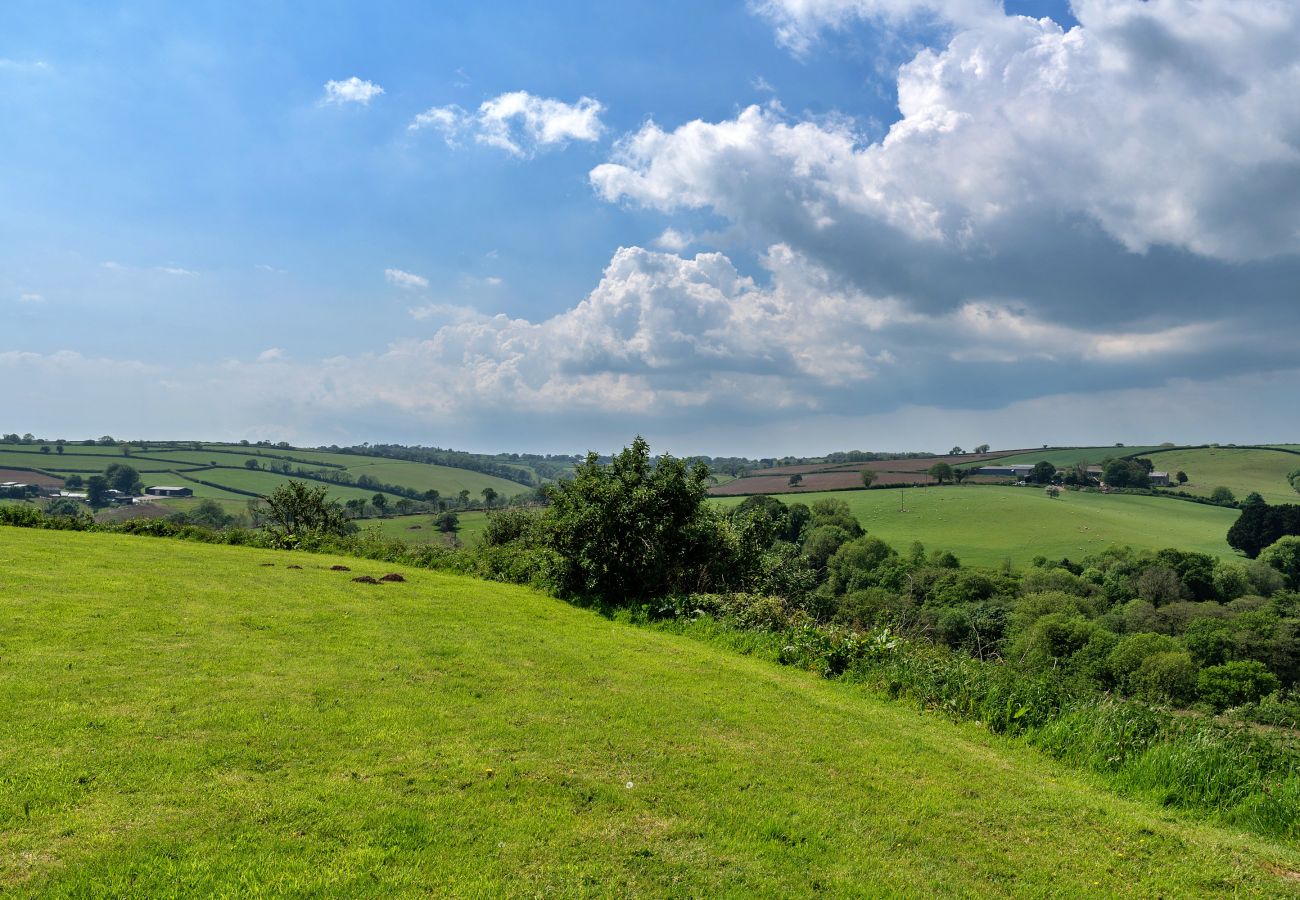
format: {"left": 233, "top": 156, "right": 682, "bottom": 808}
{"left": 1145, "top": 447, "right": 1300, "bottom": 505}
{"left": 714, "top": 486, "right": 1239, "bottom": 566}
{"left": 977, "top": 446, "right": 1168, "bottom": 469}
{"left": 362, "top": 510, "right": 492, "bottom": 547}
{"left": 334, "top": 459, "right": 530, "bottom": 498}
{"left": 176, "top": 468, "right": 405, "bottom": 503}
{"left": 3, "top": 528, "right": 1299, "bottom": 896}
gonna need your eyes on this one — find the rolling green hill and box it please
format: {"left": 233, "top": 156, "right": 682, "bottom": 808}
{"left": 976, "top": 446, "right": 1169, "bottom": 469}
{"left": 0, "top": 442, "right": 529, "bottom": 502}
{"left": 2, "top": 528, "right": 1298, "bottom": 895}
{"left": 1144, "top": 446, "right": 1300, "bottom": 505}
{"left": 713, "top": 486, "right": 1239, "bottom": 566}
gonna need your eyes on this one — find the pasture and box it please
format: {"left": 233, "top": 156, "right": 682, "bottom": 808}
{"left": 362, "top": 510, "right": 492, "bottom": 547}
{"left": 1144, "top": 446, "right": 1300, "bottom": 505}
{"left": 713, "top": 486, "right": 1239, "bottom": 566}
{"left": 2, "top": 527, "right": 1298, "bottom": 896}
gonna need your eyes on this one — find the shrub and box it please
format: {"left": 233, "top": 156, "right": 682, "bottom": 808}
{"left": 1197, "top": 660, "right": 1281, "bottom": 711}
{"left": 1131, "top": 651, "right": 1198, "bottom": 705}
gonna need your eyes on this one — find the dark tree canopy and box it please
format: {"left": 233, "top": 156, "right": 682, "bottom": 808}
{"left": 1227, "top": 503, "right": 1300, "bottom": 558}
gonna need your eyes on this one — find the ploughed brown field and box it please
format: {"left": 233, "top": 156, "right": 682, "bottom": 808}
{"left": 0, "top": 468, "right": 64, "bottom": 488}
{"left": 707, "top": 450, "right": 1026, "bottom": 496}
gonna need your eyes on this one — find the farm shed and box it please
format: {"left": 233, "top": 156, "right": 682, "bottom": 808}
{"left": 145, "top": 486, "right": 194, "bottom": 497}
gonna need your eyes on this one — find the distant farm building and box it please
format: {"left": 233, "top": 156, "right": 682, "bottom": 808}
{"left": 145, "top": 486, "right": 194, "bottom": 498}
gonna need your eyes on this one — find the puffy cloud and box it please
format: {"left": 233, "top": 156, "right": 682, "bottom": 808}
{"left": 384, "top": 268, "right": 429, "bottom": 290}
{"left": 156, "top": 266, "right": 198, "bottom": 276}
{"left": 653, "top": 228, "right": 693, "bottom": 252}
{"left": 17, "top": 292, "right": 45, "bottom": 304}
{"left": 598, "top": 2, "right": 1300, "bottom": 263}
{"left": 411, "top": 91, "right": 604, "bottom": 157}
{"left": 321, "top": 76, "right": 384, "bottom": 106}
{"left": 256, "top": 348, "right": 285, "bottom": 363}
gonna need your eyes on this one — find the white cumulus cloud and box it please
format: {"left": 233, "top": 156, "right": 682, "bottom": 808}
{"left": 410, "top": 91, "right": 605, "bottom": 157}
{"left": 385, "top": 268, "right": 429, "bottom": 290}
{"left": 322, "top": 76, "right": 385, "bottom": 106}
{"left": 597, "top": 2, "right": 1300, "bottom": 263}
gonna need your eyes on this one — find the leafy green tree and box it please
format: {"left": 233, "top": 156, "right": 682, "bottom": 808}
{"left": 927, "top": 462, "right": 954, "bottom": 484}
{"left": 788, "top": 473, "right": 803, "bottom": 487}
{"left": 395, "top": 498, "right": 415, "bottom": 515}
{"left": 1132, "top": 651, "right": 1198, "bottom": 705}
{"left": 422, "top": 489, "right": 440, "bottom": 505}
{"left": 264, "top": 481, "right": 350, "bottom": 538}
{"left": 43, "top": 497, "right": 86, "bottom": 519}
{"left": 244, "top": 459, "right": 261, "bottom": 470}
{"left": 434, "top": 510, "right": 460, "bottom": 533}
{"left": 1197, "top": 660, "right": 1280, "bottom": 711}
{"left": 1210, "top": 486, "right": 1237, "bottom": 505}
{"left": 371, "top": 493, "right": 388, "bottom": 516}
{"left": 187, "top": 499, "right": 235, "bottom": 529}
{"left": 103, "top": 463, "right": 143, "bottom": 494}
{"left": 1175, "top": 470, "right": 1188, "bottom": 484}
{"left": 1027, "top": 461, "right": 1057, "bottom": 485}
{"left": 974, "top": 444, "right": 990, "bottom": 454}
{"left": 63, "top": 474, "right": 84, "bottom": 489}
{"left": 39, "top": 445, "right": 50, "bottom": 454}
{"left": 457, "top": 489, "right": 470, "bottom": 506}
{"left": 481, "top": 487, "right": 498, "bottom": 507}
{"left": 950, "top": 446, "right": 964, "bottom": 455}
{"left": 86, "top": 475, "right": 109, "bottom": 507}
{"left": 860, "top": 470, "right": 876, "bottom": 488}
{"left": 540, "top": 436, "right": 742, "bottom": 603}
{"left": 1260, "top": 536, "right": 1300, "bottom": 589}
{"left": 1102, "top": 458, "right": 1150, "bottom": 488}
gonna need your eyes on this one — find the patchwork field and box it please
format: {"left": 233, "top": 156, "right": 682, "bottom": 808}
{"left": 1144, "top": 446, "right": 1300, "bottom": 505}
{"left": 974, "top": 446, "right": 1170, "bottom": 469}
{"left": 0, "top": 443, "right": 530, "bottom": 502}
{"left": 713, "top": 486, "right": 1239, "bottom": 566}
{"left": 711, "top": 452, "right": 1014, "bottom": 496}
{"left": 2, "top": 527, "right": 1298, "bottom": 895}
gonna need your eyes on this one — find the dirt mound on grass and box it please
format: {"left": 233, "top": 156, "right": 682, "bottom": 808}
{"left": 379, "top": 573, "right": 406, "bottom": 582}
{"left": 287, "top": 565, "right": 302, "bottom": 569}
{"left": 330, "top": 565, "right": 351, "bottom": 571}
{"left": 351, "top": 575, "right": 379, "bottom": 584}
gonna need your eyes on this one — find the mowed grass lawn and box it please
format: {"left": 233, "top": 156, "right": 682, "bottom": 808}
{"left": 1145, "top": 447, "right": 1300, "bottom": 505}
{"left": 3, "top": 529, "right": 1300, "bottom": 896}
{"left": 714, "top": 486, "right": 1239, "bottom": 566}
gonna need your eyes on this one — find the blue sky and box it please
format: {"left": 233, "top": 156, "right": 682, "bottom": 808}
{"left": 5, "top": 1, "right": 1298, "bottom": 455}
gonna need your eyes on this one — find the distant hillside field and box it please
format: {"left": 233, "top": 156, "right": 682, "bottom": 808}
{"left": 1143, "top": 446, "right": 1300, "bottom": 505}
{"left": 713, "top": 486, "right": 1238, "bottom": 566}
{"left": 974, "top": 446, "right": 1170, "bottom": 468}
{"left": 362, "top": 510, "right": 492, "bottom": 547}
{"left": 0, "top": 443, "right": 530, "bottom": 501}
{"left": 711, "top": 451, "right": 1014, "bottom": 496}
{"left": 3, "top": 528, "right": 1298, "bottom": 895}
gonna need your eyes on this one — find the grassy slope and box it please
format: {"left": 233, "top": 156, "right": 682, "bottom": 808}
{"left": 714, "top": 486, "right": 1238, "bottom": 566}
{"left": 976, "top": 446, "right": 1168, "bottom": 468}
{"left": 197, "top": 446, "right": 531, "bottom": 498}
{"left": 175, "top": 468, "right": 405, "bottom": 503}
{"left": 2, "top": 529, "right": 1298, "bottom": 896}
{"left": 363, "top": 510, "right": 491, "bottom": 547}
{"left": 1145, "top": 447, "right": 1300, "bottom": 505}
{"left": 335, "top": 458, "right": 530, "bottom": 498}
